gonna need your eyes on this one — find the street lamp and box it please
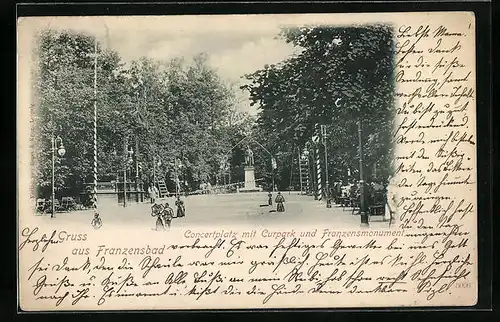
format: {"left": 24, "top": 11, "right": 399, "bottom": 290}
{"left": 123, "top": 146, "right": 133, "bottom": 207}
{"left": 321, "top": 125, "right": 332, "bottom": 207}
{"left": 300, "top": 149, "right": 309, "bottom": 195}
{"left": 153, "top": 155, "right": 161, "bottom": 188}
{"left": 358, "top": 119, "right": 369, "bottom": 227}
{"left": 51, "top": 136, "right": 65, "bottom": 218}
{"left": 304, "top": 142, "right": 311, "bottom": 195}
{"left": 271, "top": 156, "right": 277, "bottom": 192}
{"left": 175, "top": 158, "right": 183, "bottom": 196}
{"left": 310, "top": 135, "right": 321, "bottom": 201}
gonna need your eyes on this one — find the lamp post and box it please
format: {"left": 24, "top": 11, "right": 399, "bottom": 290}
{"left": 321, "top": 125, "right": 330, "bottom": 203}
{"left": 175, "top": 158, "right": 183, "bottom": 196}
{"left": 132, "top": 78, "right": 145, "bottom": 203}
{"left": 299, "top": 150, "right": 304, "bottom": 194}
{"left": 271, "top": 156, "right": 277, "bottom": 192}
{"left": 300, "top": 149, "right": 310, "bottom": 194}
{"left": 135, "top": 135, "right": 139, "bottom": 202}
{"left": 153, "top": 155, "right": 161, "bottom": 187}
{"left": 358, "top": 119, "right": 369, "bottom": 227}
{"left": 304, "top": 142, "right": 311, "bottom": 195}
{"left": 123, "top": 141, "right": 134, "bottom": 208}
{"left": 51, "top": 136, "right": 66, "bottom": 218}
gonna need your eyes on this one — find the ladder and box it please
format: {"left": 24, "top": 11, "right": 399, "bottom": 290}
{"left": 289, "top": 152, "right": 301, "bottom": 193}
{"left": 299, "top": 151, "right": 310, "bottom": 195}
{"left": 156, "top": 179, "right": 169, "bottom": 198}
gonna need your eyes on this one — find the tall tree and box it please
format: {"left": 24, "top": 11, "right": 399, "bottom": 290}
{"left": 33, "top": 30, "right": 140, "bottom": 197}
{"left": 242, "top": 24, "right": 396, "bottom": 186}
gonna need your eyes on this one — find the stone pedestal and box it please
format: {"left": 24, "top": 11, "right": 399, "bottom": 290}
{"left": 239, "top": 166, "right": 262, "bottom": 193}
{"left": 244, "top": 166, "right": 256, "bottom": 189}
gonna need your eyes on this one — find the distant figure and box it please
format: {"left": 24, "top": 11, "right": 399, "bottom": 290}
{"left": 244, "top": 146, "right": 254, "bottom": 167}
{"left": 385, "top": 176, "right": 397, "bottom": 224}
{"left": 175, "top": 196, "right": 185, "bottom": 218}
{"left": 275, "top": 192, "right": 285, "bottom": 212}
{"left": 268, "top": 192, "right": 273, "bottom": 206}
{"left": 162, "top": 203, "right": 174, "bottom": 228}
{"left": 153, "top": 185, "right": 159, "bottom": 200}
{"left": 91, "top": 212, "right": 102, "bottom": 229}
{"left": 148, "top": 183, "right": 158, "bottom": 204}
{"left": 151, "top": 203, "right": 165, "bottom": 230}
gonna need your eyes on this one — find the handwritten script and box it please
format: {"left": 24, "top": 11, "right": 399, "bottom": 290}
{"left": 18, "top": 223, "right": 474, "bottom": 309}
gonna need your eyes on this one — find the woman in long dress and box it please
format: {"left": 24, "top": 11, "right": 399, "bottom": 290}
{"left": 175, "top": 196, "right": 185, "bottom": 218}
{"left": 275, "top": 192, "right": 285, "bottom": 212}
{"left": 149, "top": 183, "right": 158, "bottom": 204}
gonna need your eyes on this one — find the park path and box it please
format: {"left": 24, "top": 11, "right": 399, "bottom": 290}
{"left": 29, "top": 192, "right": 392, "bottom": 231}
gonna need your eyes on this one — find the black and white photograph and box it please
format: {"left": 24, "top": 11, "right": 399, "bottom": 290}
{"left": 26, "top": 16, "right": 396, "bottom": 230}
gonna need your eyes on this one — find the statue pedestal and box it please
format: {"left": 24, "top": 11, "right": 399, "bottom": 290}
{"left": 239, "top": 166, "right": 262, "bottom": 193}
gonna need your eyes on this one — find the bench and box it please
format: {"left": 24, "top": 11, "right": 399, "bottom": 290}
{"left": 61, "top": 197, "right": 77, "bottom": 212}
{"left": 43, "top": 199, "right": 64, "bottom": 213}
{"left": 368, "top": 203, "right": 393, "bottom": 227}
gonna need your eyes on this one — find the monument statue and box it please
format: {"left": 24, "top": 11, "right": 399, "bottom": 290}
{"left": 244, "top": 146, "right": 254, "bottom": 167}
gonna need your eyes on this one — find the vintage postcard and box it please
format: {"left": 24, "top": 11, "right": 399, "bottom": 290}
{"left": 17, "top": 12, "right": 477, "bottom": 311}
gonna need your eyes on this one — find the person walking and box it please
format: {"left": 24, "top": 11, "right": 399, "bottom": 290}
{"left": 275, "top": 191, "right": 285, "bottom": 212}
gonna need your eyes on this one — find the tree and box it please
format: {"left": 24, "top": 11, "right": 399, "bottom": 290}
{"left": 242, "top": 24, "right": 396, "bottom": 186}
{"left": 32, "top": 29, "right": 139, "bottom": 197}
{"left": 32, "top": 29, "right": 271, "bottom": 198}
{"left": 115, "top": 53, "right": 247, "bottom": 191}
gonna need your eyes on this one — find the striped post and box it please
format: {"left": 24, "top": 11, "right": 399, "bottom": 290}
{"left": 316, "top": 145, "right": 322, "bottom": 200}
{"left": 314, "top": 124, "right": 322, "bottom": 200}
{"left": 92, "top": 38, "right": 98, "bottom": 213}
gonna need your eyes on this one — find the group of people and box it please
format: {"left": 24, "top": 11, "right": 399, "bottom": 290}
{"left": 328, "top": 177, "right": 396, "bottom": 222}
{"left": 151, "top": 196, "right": 186, "bottom": 230}
{"left": 267, "top": 191, "right": 286, "bottom": 212}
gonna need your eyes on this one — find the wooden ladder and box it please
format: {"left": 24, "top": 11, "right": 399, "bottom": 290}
{"left": 156, "top": 179, "right": 169, "bottom": 198}
{"left": 299, "top": 157, "right": 310, "bottom": 194}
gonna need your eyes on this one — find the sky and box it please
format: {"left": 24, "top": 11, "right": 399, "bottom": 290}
{"left": 107, "top": 28, "right": 299, "bottom": 115}
{"left": 31, "top": 15, "right": 303, "bottom": 116}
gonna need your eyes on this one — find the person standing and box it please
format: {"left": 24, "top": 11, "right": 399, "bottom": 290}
{"left": 175, "top": 196, "right": 185, "bottom": 218}
{"left": 148, "top": 184, "right": 154, "bottom": 204}
{"left": 153, "top": 184, "right": 160, "bottom": 203}
{"left": 268, "top": 192, "right": 273, "bottom": 206}
{"left": 275, "top": 192, "right": 285, "bottom": 212}
{"left": 385, "top": 176, "right": 397, "bottom": 224}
